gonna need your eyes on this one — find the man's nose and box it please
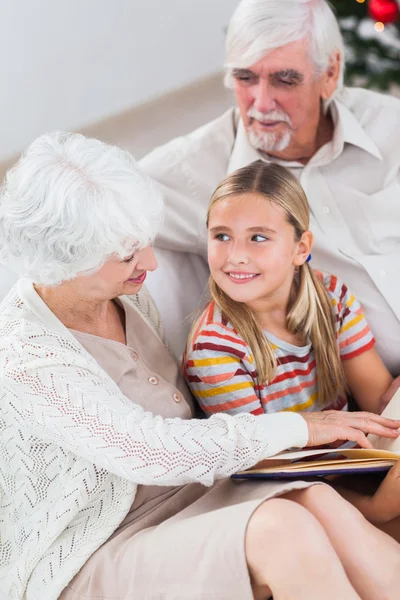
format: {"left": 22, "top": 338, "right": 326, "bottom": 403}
{"left": 137, "top": 246, "right": 158, "bottom": 272}
{"left": 253, "top": 80, "right": 276, "bottom": 114}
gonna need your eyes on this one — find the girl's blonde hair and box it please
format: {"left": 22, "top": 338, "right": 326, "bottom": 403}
{"left": 207, "top": 160, "right": 345, "bottom": 406}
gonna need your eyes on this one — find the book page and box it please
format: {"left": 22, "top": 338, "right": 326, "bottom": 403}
{"left": 368, "top": 388, "right": 400, "bottom": 452}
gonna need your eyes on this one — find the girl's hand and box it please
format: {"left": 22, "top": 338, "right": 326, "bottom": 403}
{"left": 381, "top": 376, "right": 400, "bottom": 413}
{"left": 367, "top": 461, "right": 400, "bottom": 524}
{"left": 301, "top": 411, "right": 400, "bottom": 449}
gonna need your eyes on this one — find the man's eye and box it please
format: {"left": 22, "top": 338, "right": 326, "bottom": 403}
{"left": 215, "top": 233, "right": 230, "bottom": 241}
{"left": 279, "top": 79, "right": 296, "bottom": 86}
{"left": 252, "top": 234, "right": 268, "bottom": 242}
{"left": 235, "top": 75, "right": 254, "bottom": 84}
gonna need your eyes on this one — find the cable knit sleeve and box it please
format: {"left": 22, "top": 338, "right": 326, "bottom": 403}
{"left": 3, "top": 331, "right": 308, "bottom": 487}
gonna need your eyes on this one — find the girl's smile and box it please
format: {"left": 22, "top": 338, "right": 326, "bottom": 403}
{"left": 208, "top": 192, "right": 311, "bottom": 312}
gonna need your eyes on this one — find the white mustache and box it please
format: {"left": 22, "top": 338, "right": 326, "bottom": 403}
{"left": 247, "top": 108, "right": 292, "bottom": 126}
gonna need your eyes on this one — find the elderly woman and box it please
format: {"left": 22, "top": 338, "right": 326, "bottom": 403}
{"left": 0, "top": 132, "right": 400, "bottom": 600}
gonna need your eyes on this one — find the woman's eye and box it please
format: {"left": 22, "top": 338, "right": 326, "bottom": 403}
{"left": 123, "top": 254, "right": 135, "bottom": 263}
{"left": 252, "top": 234, "right": 268, "bottom": 242}
{"left": 215, "top": 233, "right": 230, "bottom": 241}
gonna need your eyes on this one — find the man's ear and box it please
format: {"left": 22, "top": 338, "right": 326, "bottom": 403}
{"left": 321, "top": 50, "right": 341, "bottom": 101}
{"left": 293, "top": 231, "right": 314, "bottom": 266}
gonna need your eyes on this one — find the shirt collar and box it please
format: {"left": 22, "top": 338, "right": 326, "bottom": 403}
{"left": 227, "top": 97, "right": 382, "bottom": 175}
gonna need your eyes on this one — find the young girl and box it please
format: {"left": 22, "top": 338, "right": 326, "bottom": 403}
{"left": 184, "top": 161, "right": 393, "bottom": 419}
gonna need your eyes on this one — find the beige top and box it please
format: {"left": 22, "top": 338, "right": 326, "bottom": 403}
{"left": 71, "top": 296, "right": 195, "bottom": 531}
{"left": 141, "top": 87, "right": 400, "bottom": 375}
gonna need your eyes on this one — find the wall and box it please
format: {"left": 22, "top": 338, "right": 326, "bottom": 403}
{"left": 0, "top": 0, "right": 235, "bottom": 161}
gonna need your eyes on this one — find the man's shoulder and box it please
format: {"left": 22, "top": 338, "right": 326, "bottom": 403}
{"left": 139, "top": 108, "right": 237, "bottom": 174}
{"left": 341, "top": 86, "right": 400, "bottom": 124}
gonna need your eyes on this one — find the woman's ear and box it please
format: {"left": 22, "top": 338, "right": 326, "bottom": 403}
{"left": 293, "top": 231, "right": 314, "bottom": 266}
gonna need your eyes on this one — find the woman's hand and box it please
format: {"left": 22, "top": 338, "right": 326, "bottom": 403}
{"left": 301, "top": 411, "right": 400, "bottom": 449}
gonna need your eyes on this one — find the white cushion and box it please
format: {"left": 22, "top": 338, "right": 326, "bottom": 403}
{"left": 146, "top": 248, "right": 209, "bottom": 359}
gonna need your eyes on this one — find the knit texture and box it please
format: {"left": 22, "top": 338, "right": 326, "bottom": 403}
{"left": 0, "top": 280, "right": 307, "bottom": 600}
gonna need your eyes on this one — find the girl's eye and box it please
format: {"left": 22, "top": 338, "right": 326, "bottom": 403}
{"left": 215, "top": 233, "right": 230, "bottom": 242}
{"left": 123, "top": 254, "right": 135, "bottom": 263}
{"left": 251, "top": 234, "right": 268, "bottom": 242}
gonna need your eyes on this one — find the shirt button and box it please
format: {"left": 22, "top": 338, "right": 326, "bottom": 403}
{"left": 173, "top": 392, "right": 181, "bottom": 403}
{"left": 322, "top": 206, "right": 330, "bottom": 215}
{"left": 131, "top": 351, "right": 139, "bottom": 361}
{"left": 380, "top": 269, "right": 388, "bottom": 277}
{"left": 148, "top": 376, "right": 158, "bottom": 385}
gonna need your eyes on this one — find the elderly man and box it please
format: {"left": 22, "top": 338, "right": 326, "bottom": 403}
{"left": 142, "top": 0, "right": 400, "bottom": 376}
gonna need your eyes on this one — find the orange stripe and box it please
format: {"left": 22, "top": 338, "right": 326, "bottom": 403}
{"left": 200, "top": 394, "right": 260, "bottom": 413}
{"left": 196, "top": 372, "right": 237, "bottom": 384}
{"left": 328, "top": 274, "right": 337, "bottom": 293}
{"left": 190, "top": 307, "right": 209, "bottom": 347}
{"left": 339, "top": 325, "right": 370, "bottom": 350}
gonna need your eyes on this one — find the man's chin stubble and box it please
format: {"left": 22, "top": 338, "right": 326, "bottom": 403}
{"left": 247, "top": 128, "right": 292, "bottom": 154}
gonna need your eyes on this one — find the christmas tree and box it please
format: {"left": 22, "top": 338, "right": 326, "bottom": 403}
{"left": 332, "top": 0, "right": 400, "bottom": 90}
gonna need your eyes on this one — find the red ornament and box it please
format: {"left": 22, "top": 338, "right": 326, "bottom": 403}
{"left": 368, "top": 0, "right": 399, "bottom": 23}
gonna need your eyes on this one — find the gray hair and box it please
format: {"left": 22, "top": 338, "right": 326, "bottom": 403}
{"left": 0, "top": 132, "right": 163, "bottom": 286}
{"left": 225, "top": 0, "right": 345, "bottom": 101}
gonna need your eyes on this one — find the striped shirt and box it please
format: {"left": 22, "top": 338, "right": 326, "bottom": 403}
{"left": 183, "top": 272, "right": 375, "bottom": 417}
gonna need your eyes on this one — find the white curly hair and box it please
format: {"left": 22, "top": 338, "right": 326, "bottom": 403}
{"left": 0, "top": 131, "right": 164, "bottom": 285}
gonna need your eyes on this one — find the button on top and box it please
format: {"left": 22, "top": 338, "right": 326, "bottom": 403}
{"left": 148, "top": 376, "right": 159, "bottom": 385}
{"left": 173, "top": 392, "right": 181, "bottom": 403}
{"left": 131, "top": 350, "right": 139, "bottom": 361}
{"left": 322, "top": 206, "right": 330, "bottom": 215}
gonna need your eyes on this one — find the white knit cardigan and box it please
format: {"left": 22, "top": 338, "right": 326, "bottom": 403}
{"left": 0, "top": 279, "right": 308, "bottom": 600}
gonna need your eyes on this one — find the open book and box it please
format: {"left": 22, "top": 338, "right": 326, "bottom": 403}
{"left": 232, "top": 389, "right": 400, "bottom": 480}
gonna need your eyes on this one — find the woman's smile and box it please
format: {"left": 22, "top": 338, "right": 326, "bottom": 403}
{"left": 127, "top": 271, "right": 147, "bottom": 285}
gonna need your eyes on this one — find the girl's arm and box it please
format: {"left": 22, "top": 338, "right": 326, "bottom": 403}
{"left": 333, "top": 461, "right": 400, "bottom": 525}
{"left": 343, "top": 348, "right": 393, "bottom": 414}
{"left": 330, "top": 274, "right": 392, "bottom": 414}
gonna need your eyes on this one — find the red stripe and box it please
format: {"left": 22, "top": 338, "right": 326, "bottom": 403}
{"left": 341, "top": 339, "right": 375, "bottom": 361}
{"left": 199, "top": 329, "right": 247, "bottom": 347}
{"left": 277, "top": 352, "right": 311, "bottom": 366}
{"left": 271, "top": 359, "right": 317, "bottom": 384}
{"left": 339, "top": 283, "right": 348, "bottom": 303}
{"left": 193, "top": 342, "right": 246, "bottom": 359}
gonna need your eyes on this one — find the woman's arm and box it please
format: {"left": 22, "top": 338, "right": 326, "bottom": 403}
{"left": 5, "top": 335, "right": 398, "bottom": 488}
{"left": 3, "top": 337, "right": 305, "bottom": 487}
{"left": 343, "top": 348, "right": 393, "bottom": 414}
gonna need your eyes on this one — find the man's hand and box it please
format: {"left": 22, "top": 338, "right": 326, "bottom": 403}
{"left": 381, "top": 376, "right": 400, "bottom": 412}
{"left": 301, "top": 411, "right": 400, "bottom": 449}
